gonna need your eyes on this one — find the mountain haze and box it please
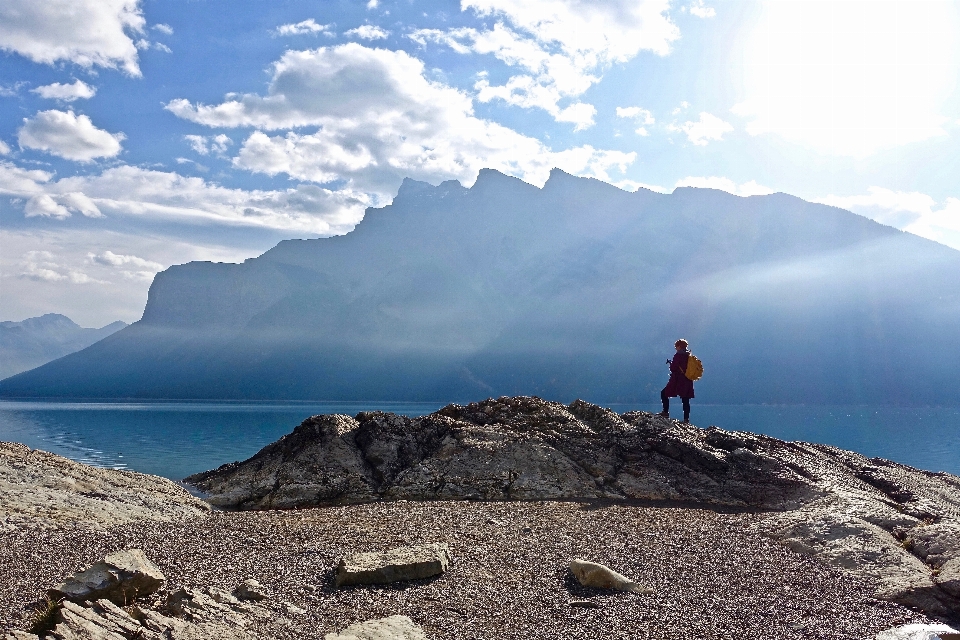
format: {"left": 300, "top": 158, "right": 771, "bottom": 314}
{"left": 0, "top": 314, "right": 127, "bottom": 379}
{"left": 2, "top": 169, "right": 958, "bottom": 404}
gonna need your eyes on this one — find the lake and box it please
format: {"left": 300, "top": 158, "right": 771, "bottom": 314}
{"left": 1, "top": 400, "right": 958, "bottom": 480}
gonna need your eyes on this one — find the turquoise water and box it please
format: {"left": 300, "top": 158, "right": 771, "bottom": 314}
{"left": 0, "top": 400, "right": 958, "bottom": 480}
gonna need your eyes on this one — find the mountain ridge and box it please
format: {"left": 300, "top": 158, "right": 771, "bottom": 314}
{"left": 2, "top": 169, "right": 959, "bottom": 403}
{"left": 0, "top": 314, "right": 127, "bottom": 379}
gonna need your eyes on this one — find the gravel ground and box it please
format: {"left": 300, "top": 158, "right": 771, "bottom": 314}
{"left": 0, "top": 501, "right": 936, "bottom": 639}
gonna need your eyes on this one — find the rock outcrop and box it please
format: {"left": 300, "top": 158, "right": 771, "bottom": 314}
{"left": 50, "top": 549, "right": 164, "bottom": 605}
{"left": 186, "top": 396, "right": 960, "bottom": 618}
{"left": 0, "top": 442, "right": 209, "bottom": 530}
{"left": 8, "top": 585, "right": 275, "bottom": 640}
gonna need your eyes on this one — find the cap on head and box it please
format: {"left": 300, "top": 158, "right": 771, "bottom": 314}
{"left": 675, "top": 339, "right": 689, "bottom": 348}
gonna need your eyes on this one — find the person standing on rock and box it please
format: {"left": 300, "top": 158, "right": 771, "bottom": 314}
{"left": 660, "top": 339, "right": 694, "bottom": 423}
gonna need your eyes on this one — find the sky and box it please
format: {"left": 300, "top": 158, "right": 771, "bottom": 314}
{"left": 1, "top": 0, "right": 959, "bottom": 327}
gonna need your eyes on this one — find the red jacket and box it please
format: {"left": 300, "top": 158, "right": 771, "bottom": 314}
{"left": 663, "top": 351, "right": 695, "bottom": 399}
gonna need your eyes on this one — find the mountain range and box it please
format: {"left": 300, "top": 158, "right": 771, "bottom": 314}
{"left": 2, "top": 169, "right": 958, "bottom": 404}
{"left": 0, "top": 314, "right": 127, "bottom": 380}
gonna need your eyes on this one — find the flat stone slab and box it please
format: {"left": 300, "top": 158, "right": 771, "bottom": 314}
{"left": 324, "top": 615, "right": 428, "bottom": 640}
{"left": 50, "top": 549, "right": 165, "bottom": 605}
{"left": 335, "top": 544, "right": 451, "bottom": 587}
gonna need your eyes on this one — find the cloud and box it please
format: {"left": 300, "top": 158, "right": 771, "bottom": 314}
{"left": 166, "top": 44, "right": 635, "bottom": 193}
{"left": 184, "top": 134, "right": 231, "bottom": 156}
{"left": 817, "top": 187, "right": 960, "bottom": 250}
{"left": 669, "top": 111, "right": 732, "bottom": 146}
{"left": 675, "top": 176, "right": 775, "bottom": 197}
{"left": 0, "top": 0, "right": 144, "bottom": 76}
{"left": 17, "top": 110, "right": 125, "bottom": 161}
{"left": 19, "top": 251, "right": 103, "bottom": 284}
{"left": 410, "top": 0, "right": 679, "bottom": 127}
{"left": 31, "top": 80, "right": 97, "bottom": 102}
{"left": 616, "top": 106, "right": 655, "bottom": 135}
{"left": 134, "top": 38, "right": 172, "bottom": 53}
{"left": 0, "top": 161, "right": 370, "bottom": 234}
{"left": 684, "top": 1, "right": 715, "bottom": 18}
{"left": 0, "top": 140, "right": 10, "bottom": 155}
{"left": 345, "top": 25, "right": 390, "bottom": 40}
{"left": 87, "top": 250, "right": 163, "bottom": 280}
{"left": 275, "top": 19, "right": 331, "bottom": 36}
{"left": 152, "top": 23, "right": 173, "bottom": 35}
{"left": 733, "top": 0, "right": 959, "bottom": 157}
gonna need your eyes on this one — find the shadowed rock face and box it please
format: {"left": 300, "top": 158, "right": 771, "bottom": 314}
{"left": 185, "top": 396, "right": 960, "bottom": 620}
{"left": 186, "top": 397, "right": 820, "bottom": 510}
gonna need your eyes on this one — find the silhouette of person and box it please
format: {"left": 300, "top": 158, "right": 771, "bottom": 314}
{"left": 660, "top": 339, "right": 694, "bottom": 423}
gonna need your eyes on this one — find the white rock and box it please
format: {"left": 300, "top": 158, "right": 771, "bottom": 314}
{"left": 875, "top": 623, "right": 959, "bottom": 640}
{"left": 568, "top": 559, "right": 651, "bottom": 594}
{"left": 325, "top": 615, "right": 427, "bottom": 640}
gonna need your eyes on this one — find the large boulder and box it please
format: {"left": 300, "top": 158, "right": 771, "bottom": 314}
{"left": 335, "top": 544, "right": 451, "bottom": 587}
{"left": 50, "top": 549, "right": 164, "bottom": 606}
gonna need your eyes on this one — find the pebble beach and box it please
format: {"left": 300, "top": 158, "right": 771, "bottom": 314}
{"left": 0, "top": 500, "right": 936, "bottom": 639}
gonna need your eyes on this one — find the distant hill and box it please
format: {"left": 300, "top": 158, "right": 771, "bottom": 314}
{"left": 2, "top": 169, "right": 959, "bottom": 404}
{"left": 0, "top": 314, "right": 127, "bottom": 379}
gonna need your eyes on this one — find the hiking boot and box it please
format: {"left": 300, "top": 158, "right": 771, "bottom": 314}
{"left": 658, "top": 411, "right": 669, "bottom": 418}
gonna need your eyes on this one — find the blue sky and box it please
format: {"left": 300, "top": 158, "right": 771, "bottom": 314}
{"left": 1, "top": 0, "right": 959, "bottom": 326}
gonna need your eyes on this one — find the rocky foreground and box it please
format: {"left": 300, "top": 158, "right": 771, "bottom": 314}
{"left": 2, "top": 396, "right": 960, "bottom": 639}
{"left": 187, "top": 397, "right": 960, "bottom": 619}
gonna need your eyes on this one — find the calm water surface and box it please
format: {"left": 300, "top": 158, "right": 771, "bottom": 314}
{"left": 0, "top": 400, "right": 957, "bottom": 479}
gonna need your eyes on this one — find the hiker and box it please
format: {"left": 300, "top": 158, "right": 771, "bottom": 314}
{"left": 660, "top": 339, "right": 694, "bottom": 423}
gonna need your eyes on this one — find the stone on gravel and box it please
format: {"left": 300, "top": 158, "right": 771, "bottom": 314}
{"left": 233, "top": 578, "right": 269, "bottom": 601}
{"left": 50, "top": 549, "right": 164, "bottom": 605}
{"left": 324, "top": 615, "right": 427, "bottom": 640}
{"left": 336, "top": 544, "right": 451, "bottom": 587}
{"left": 569, "top": 559, "right": 651, "bottom": 594}
{"left": 875, "top": 623, "right": 960, "bottom": 640}
{"left": 0, "top": 442, "right": 209, "bottom": 530}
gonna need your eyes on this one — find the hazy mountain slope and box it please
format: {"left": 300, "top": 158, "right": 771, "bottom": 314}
{"left": 2, "top": 169, "right": 959, "bottom": 403}
{"left": 0, "top": 314, "right": 127, "bottom": 379}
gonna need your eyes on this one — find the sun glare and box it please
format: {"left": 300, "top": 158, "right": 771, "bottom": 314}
{"left": 735, "top": 0, "right": 960, "bottom": 157}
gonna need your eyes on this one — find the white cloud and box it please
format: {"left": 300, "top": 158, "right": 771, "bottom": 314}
{"left": 669, "top": 111, "right": 733, "bottom": 146}
{"left": 17, "top": 110, "right": 125, "bottom": 162}
{"left": 31, "top": 80, "right": 97, "bottom": 102}
{"left": 19, "top": 251, "right": 102, "bottom": 284}
{"left": 166, "top": 44, "right": 635, "bottom": 192}
{"left": 345, "top": 25, "right": 390, "bottom": 40}
{"left": 734, "top": 0, "right": 960, "bottom": 157}
{"left": 685, "top": 1, "right": 715, "bottom": 18}
{"left": 616, "top": 106, "right": 655, "bottom": 135}
{"left": 367, "top": 0, "right": 379, "bottom": 8}
{"left": 184, "top": 133, "right": 231, "bottom": 156}
{"left": 675, "top": 176, "right": 775, "bottom": 197}
{"left": 0, "top": 0, "right": 144, "bottom": 76}
{"left": 0, "top": 161, "right": 370, "bottom": 234}
{"left": 0, "top": 140, "right": 10, "bottom": 155}
{"left": 411, "top": 0, "right": 679, "bottom": 127}
{"left": 87, "top": 250, "right": 163, "bottom": 280}
{"left": 275, "top": 19, "right": 331, "bottom": 36}
{"left": 817, "top": 187, "right": 960, "bottom": 250}
{"left": 153, "top": 23, "right": 173, "bottom": 35}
